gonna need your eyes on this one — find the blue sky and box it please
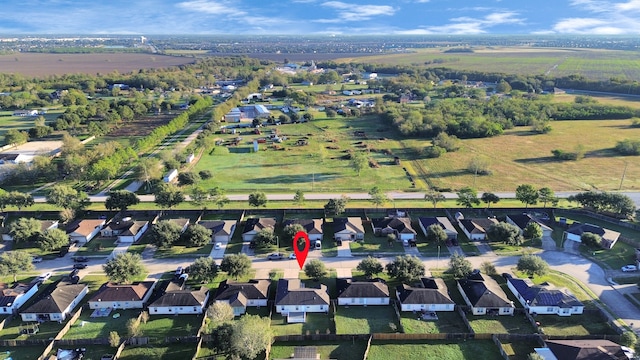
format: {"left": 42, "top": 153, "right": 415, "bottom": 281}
{"left": 2, "top": 0, "right": 640, "bottom": 35}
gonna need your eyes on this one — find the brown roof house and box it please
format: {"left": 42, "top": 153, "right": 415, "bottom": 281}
{"left": 283, "top": 219, "right": 323, "bottom": 241}
{"left": 396, "top": 278, "right": 455, "bottom": 313}
{"left": 333, "top": 217, "right": 365, "bottom": 241}
{"left": 563, "top": 223, "right": 621, "bottom": 250}
{"left": 67, "top": 219, "right": 106, "bottom": 244}
{"left": 88, "top": 281, "right": 156, "bottom": 310}
{"left": 337, "top": 279, "right": 389, "bottom": 306}
{"left": 535, "top": 339, "right": 631, "bottom": 360}
{"left": 101, "top": 217, "right": 149, "bottom": 243}
{"left": 371, "top": 217, "right": 417, "bottom": 241}
{"left": 148, "top": 279, "right": 209, "bottom": 315}
{"left": 20, "top": 281, "right": 88, "bottom": 322}
{"left": 214, "top": 279, "right": 270, "bottom": 316}
{"left": 242, "top": 218, "right": 276, "bottom": 242}
{"left": 197, "top": 220, "right": 237, "bottom": 243}
{"left": 456, "top": 215, "right": 499, "bottom": 241}
{"left": 275, "top": 279, "right": 330, "bottom": 323}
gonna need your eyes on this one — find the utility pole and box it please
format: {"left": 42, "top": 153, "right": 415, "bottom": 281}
{"left": 619, "top": 162, "right": 628, "bottom": 190}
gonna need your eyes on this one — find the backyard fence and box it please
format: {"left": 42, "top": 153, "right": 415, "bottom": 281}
{"left": 54, "top": 307, "right": 83, "bottom": 340}
{"left": 0, "top": 315, "right": 13, "bottom": 331}
{"left": 362, "top": 335, "right": 373, "bottom": 360}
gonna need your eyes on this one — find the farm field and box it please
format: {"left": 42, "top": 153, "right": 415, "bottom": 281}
{"left": 0, "top": 53, "right": 195, "bottom": 77}
{"left": 338, "top": 47, "right": 640, "bottom": 81}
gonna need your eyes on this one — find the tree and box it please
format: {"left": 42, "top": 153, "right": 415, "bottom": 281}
{"left": 4, "top": 129, "right": 28, "bottom": 146}
{"left": 105, "top": 190, "right": 140, "bottom": 212}
{"left": 385, "top": 255, "right": 425, "bottom": 283}
{"left": 206, "top": 301, "right": 234, "bottom": 325}
{"left": 293, "top": 189, "right": 305, "bottom": 205}
{"left": 351, "top": 151, "right": 368, "bottom": 176}
{"left": 178, "top": 171, "right": 200, "bottom": 186}
{"left": 480, "top": 261, "right": 497, "bottom": 276}
{"left": 527, "top": 353, "right": 545, "bottom": 360}
{"left": 210, "top": 187, "right": 230, "bottom": 209}
{"left": 283, "top": 223, "right": 304, "bottom": 246}
{"left": 523, "top": 222, "right": 543, "bottom": 241}
{"left": 108, "top": 331, "right": 121, "bottom": 348}
{"left": 135, "top": 157, "right": 162, "bottom": 192}
{"left": 181, "top": 224, "right": 212, "bottom": 247}
{"left": 496, "top": 79, "right": 512, "bottom": 93}
{"left": 231, "top": 315, "right": 273, "bottom": 360}
{"left": 424, "top": 190, "right": 445, "bottom": 209}
{"left": 324, "top": 196, "right": 349, "bottom": 216}
{"left": 154, "top": 183, "right": 185, "bottom": 210}
{"left": 481, "top": 192, "right": 500, "bottom": 209}
{"left": 248, "top": 191, "right": 267, "bottom": 208}
{"left": 46, "top": 184, "right": 90, "bottom": 211}
{"left": 190, "top": 186, "right": 209, "bottom": 209}
{"left": 538, "top": 187, "right": 556, "bottom": 208}
{"left": 515, "top": 184, "right": 539, "bottom": 208}
{"left": 568, "top": 191, "right": 636, "bottom": 219}
{"left": 368, "top": 186, "right": 389, "bottom": 209}
{"left": 253, "top": 228, "right": 277, "bottom": 248}
{"left": 5, "top": 191, "right": 34, "bottom": 210}
{"left": 487, "top": 222, "right": 523, "bottom": 245}
{"left": 207, "top": 322, "right": 234, "bottom": 353}
{"left": 449, "top": 253, "right": 473, "bottom": 278}
{"left": 304, "top": 259, "right": 327, "bottom": 281}
{"left": 517, "top": 254, "right": 549, "bottom": 277}
{"left": 126, "top": 318, "right": 142, "bottom": 337}
{"left": 190, "top": 257, "right": 218, "bottom": 283}
{"left": 620, "top": 331, "right": 637, "bottom": 347}
{"left": 580, "top": 232, "right": 602, "bottom": 248}
{"left": 220, "top": 254, "right": 252, "bottom": 280}
{"left": 38, "top": 228, "right": 69, "bottom": 251}
{"left": 8, "top": 217, "right": 41, "bottom": 244}
{"left": 432, "top": 132, "right": 460, "bottom": 152}
{"left": 0, "top": 251, "right": 34, "bottom": 283}
{"left": 456, "top": 187, "right": 480, "bottom": 208}
{"left": 356, "top": 257, "right": 383, "bottom": 279}
{"left": 150, "top": 220, "right": 183, "bottom": 248}
{"left": 426, "top": 224, "right": 447, "bottom": 244}
{"left": 103, "top": 252, "right": 145, "bottom": 284}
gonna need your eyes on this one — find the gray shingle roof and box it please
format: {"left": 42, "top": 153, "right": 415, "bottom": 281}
{"left": 22, "top": 282, "right": 87, "bottom": 314}
{"left": 508, "top": 278, "right": 583, "bottom": 308}
{"left": 337, "top": 280, "right": 389, "bottom": 298}
{"left": 275, "top": 279, "right": 329, "bottom": 306}
{"left": 457, "top": 275, "right": 511, "bottom": 308}
{"left": 149, "top": 288, "right": 208, "bottom": 307}
{"left": 396, "top": 278, "right": 454, "bottom": 305}
{"left": 214, "top": 279, "right": 269, "bottom": 302}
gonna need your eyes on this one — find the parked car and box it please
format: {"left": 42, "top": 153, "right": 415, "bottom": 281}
{"left": 37, "top": 272, "right": 52, "bottom": 282}
{"left": 621, "top": 265, "right": 638, "bottom": 272}
{"left": 31, "top": 256, "right": 43, "bottom": 263}
{"left": 73, "top": 256, "right": 89, "bottom": 263}
{"left": 214, "top": 242, "right": 222, "bottom": 250}
{"left": 289, "top": 253, "right": 296, "bottom": 260}
{"left": 73, "top": 263, "right": 87, "bottom": 269}
{"left": 267, "top": 253, "right": 284, "bottom": 260}
{"left": 175, "top": 266, "right": 184, "bottom": 276}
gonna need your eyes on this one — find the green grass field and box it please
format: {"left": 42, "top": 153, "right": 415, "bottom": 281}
{"left": 334, "top": 305, "right": 400, "bottom": 334}
{"left": 466, "top": 315, "right": 536, "bottom": 334}
{"left": 117, "top": 344, "right": 196, "bottom": 360}
{"left": 268, "top": 340, "right": 368, "bottom": 360}
{"left": 367, "top": 339, "right": 504, "bottom": 360}
{"left": 400, "top": 311, "right": 468, "bottom": 334}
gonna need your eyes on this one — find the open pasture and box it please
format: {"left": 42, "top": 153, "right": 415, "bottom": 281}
{"left": 0, "top": 53, "right": 195, "bottom": 77}
{"left": 338, "top": 47, "right": 640, "bottom": 81}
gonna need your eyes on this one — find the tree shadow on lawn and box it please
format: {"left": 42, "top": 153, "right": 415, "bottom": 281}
{"left": 246, "top": 173, "right": 340, "bottom": 184}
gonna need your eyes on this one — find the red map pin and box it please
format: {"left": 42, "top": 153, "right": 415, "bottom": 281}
{"left": 293, "top": 231, "right": 310, "bottom": 269}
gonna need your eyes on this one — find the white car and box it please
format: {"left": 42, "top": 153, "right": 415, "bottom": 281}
{"left": 621, "top": 265, "right": 638, "bottom": 272}
{"left": 37, "top": 272, "right": 52, "bottom": 282}
{"left": 31, "top": 256, "right": 43, "bottom": 263}
{"left": 289, "top": 253, "right": 296, "bottom": 260}
{"left": 214, "top": 242, "right": 222, "bottom": 250}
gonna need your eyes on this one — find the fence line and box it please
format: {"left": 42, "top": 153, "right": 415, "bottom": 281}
{"left": 362, "top": 335, "right": 373, "bottom": 360}
{"left": 0, "top": 315, "right": 13, "bottom": 332}
{"left": 492, "top": 334, "right": 510, "bottom": 360}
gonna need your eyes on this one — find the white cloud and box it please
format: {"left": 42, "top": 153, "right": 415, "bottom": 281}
{"left": 176, "top": 0, "right": 246, "bottom": 16}
{"left": 400, "top": 11, "right": 523, "bottom": 35}
{"left": 550, "top": 0, "right": 640, "bottom": 34}
{"left": 320, "top": 1, "right": 396, "bottom": 21}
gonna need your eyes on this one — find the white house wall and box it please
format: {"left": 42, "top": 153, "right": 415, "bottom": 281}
{"left": 276, "top": 304, "right": 328, "bottom": 315}
{"left": 149, "top": 306, "right": 204, "bottom": 315}
{"left": 399, "top": 303, "right": 455, "bottom": 312}
{"left": 337, "top": 297, "right": 389, "bottom": 306}
{"left": 89, "top": 300, "right": 144, "bottom": 310}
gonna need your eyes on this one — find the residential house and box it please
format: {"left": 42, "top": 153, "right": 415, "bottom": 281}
{"left": 66, "top": 219, "right": 106, "bottom": 245}
{"left": 457, "top": 272, "right": 514, "bottom": 315}
{"left": 457, "top": 218, "right": 499, "bottom": 240}
{"left": 148, "top": 280, "right": 209, "bottom": 315}
{"left": 336, "top": 279, "right": 389, "bottom": 306}
{"left": 2, "top": 219, "right": 58, "bottom": 241}
{"left": 168, "top": 218, "right": 190, "bottom": 233}
{"left": 418, "top": 217, "right": 458, "bottom": 240}
{"left": 20, "top": 282, "right": 88, "bottom": 322}
{"left": 101, "top": 218, "right": 149, "bottom": 243}
{"left": 0, "top": 282, "right": 38, "bottom": 315}
{"left": 563, "top": 223, "right": 621, "bottom": 249}
{"left": 163, "top": 169, "right": 178, "bottom": 183}
{"left": 371, "top": 217, "right": 417, "bottom": 241}
{"left": 506, "top": 214, "right": 553, "bottom": 238}
{"left": 535, "top": 339, "right": 631, "bottom": 360}
{"left": 283, "top": 219, "right": 323, "bottom": 241}
{"left": 396, "top": 278, "right": 455, "bottom": 312}
{"left": 224, "top": 108, "right": 242, "bottom": 122}
{"left": 242, "top": 218, "right": 276, "bottom": 242}
{"left": 198, "top": 220, "right": 237, "bottom": 243}
{"left": 214, "top": 279, "right": 270, "bottom": 315}
{"left": 507, "top": 277, "right": 584, "bottom": 316}
{"left": 333, "top": 217, "right": 365, "bottom": 241}
{"left": 88, "top": 281, "right": 156, "bottom": 310}
{"left": 275, "top": 279, "right": 330, "bottom": 323}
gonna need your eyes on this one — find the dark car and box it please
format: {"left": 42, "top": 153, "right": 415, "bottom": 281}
{"left": 73, "top": 256, "right": 89, "bottom": 263}
{"left": 73, "top": 263, "right": 87, "bottom": 269}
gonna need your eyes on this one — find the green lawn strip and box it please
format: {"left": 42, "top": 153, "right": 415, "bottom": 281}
{"left": 0, "top": 346, "right": 47, "bottom": 360}
{"left": 189, "top": 270, "right": 256, "bottom": 293}
{"left": 400, "top": 310, "right": 468, "bottom": 334}
{"left": 488, "top": 239, "right": 542, "bottom": 256}
{"left": 349, "top": 228, "right": 405, "bottom": 254}
{"left": 612, "top": 276, "right": 640, "bottom": 285}
{"left": 63, "top": 309, "right": 140, "bottom": 340}
{"left": 334, "top": 305, "right": 400, "bottom": 334}
{"left": 499, "top": 340, "right": 541, "bottom": 360}
{"left": 367, "top": 339, "right": 504, "bottom": 360}
{"left": 138, "top": 314, "right": 202, "bottom": 339}
{"left": 11, "top": 241, "right": 60, "bottom": 259}
{"left": 153, "top": 243, "right": 212, "bottom": 258}
{"left": 270, "top": 313, "right": 333, "bottom": 336}
{"left": 268, "top": 340, "right": 368, "bottom": 360}
{"left": 467, "top": 314, "right": 536, "bottom": 334}
{"left": 0, "top": 317, "right": 65, "bottom": 340}
{"left": 76, "top": 238, "right": 117, "bottom": 257}
{"left": 117, "top": 344, "right": 197, "bottom": 360}
{"left": 535, "top": 313, "right": 616, "bottom": 336}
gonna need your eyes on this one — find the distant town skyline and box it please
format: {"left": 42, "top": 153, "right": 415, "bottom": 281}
{"left": 2, "top": 0, "right": 640, "bottom": 35}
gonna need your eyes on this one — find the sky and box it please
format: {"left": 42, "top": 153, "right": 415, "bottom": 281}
{"left": 2, "top": 0, "right": 640, "bottom": 35}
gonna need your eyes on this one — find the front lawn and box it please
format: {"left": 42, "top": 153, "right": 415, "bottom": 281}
{"left": 153, "top": 243, "right": 213, "bottom": 258}
{"left": 268, "top": 340, "right": 368, "bottom": 360}
{"left": 334, "top": 305, "right": 399, "bottom": 334}
{"left": 467, "top": 314, "right": 536, "bottom": 334}
{"left": 400, "top": 311, "right": 468, "bottom": 334}
{"left": 349, "top": 230, "right": 405, "bottom": 254}
{"left": 270, "top": 313, "right": 334, "bottom": 336}
{"left": 367, "top": 340, "right": 503, "bottom": 360}
{"left": 63, "top": 309, "right": 141, "bottom": 340}
{"left": 76, "top": 237, "right": 117, "bottom": 256}
{"left": 535, "top": 314, "right": 616, "bottom": 336}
